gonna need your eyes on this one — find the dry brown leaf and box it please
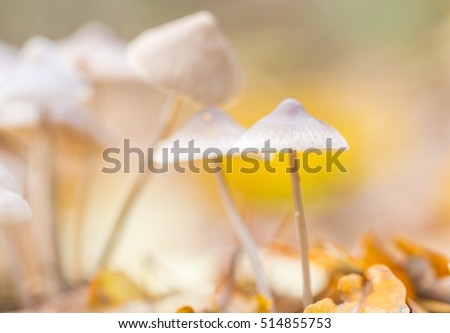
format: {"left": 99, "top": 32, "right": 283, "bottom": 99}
{"left": 337, "top": 273, "right": 364, "bottom": 311}
{"left": 87, "top": 270, "right": 147, "bottom": 309}
{"left": 361, "top": 233, "right": 415, "bottom": 297}
{"left": 310, "top": 241, "right": 364, "bottom": 274}
{"left": 396, "top": 237, "right": 450, "bottom": 277}
{"left": 303, "top": 298, "right": 341, "bottom": 313}
{"left": 362, "top": 265, "right": 409, "bottom": 313}
{"left": 305, "top": 265, "right": 410, "bottom": 313}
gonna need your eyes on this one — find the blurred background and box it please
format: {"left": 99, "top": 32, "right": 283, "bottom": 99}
{"left": 0, "top": 0, "right": 450, "bottom": 311}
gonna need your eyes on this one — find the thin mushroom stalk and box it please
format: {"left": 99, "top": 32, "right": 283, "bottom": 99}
{"left": 287, "top": 150, "right": 313, "bottom": 307}
{"left": 26, "top": 109, "right": 65, "bottom": 290}
{"left": 236, "top": 98, "right": 348, "bottom": 309}
{"left": 0, "top": 229, "right": 32, "bottom": 308}
{"left": 152, "top": 107, "right": 272, "bottom": 307}
{"left": 213, "top": 158, "right": 273, "bottom": 310}
{"left": 38, "top": 110, "right": 65, "bottom": 290}
{"left": 95, "top": 94, "right": 179, "bottom": 270}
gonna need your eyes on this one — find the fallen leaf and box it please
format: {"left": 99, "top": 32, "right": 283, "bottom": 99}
{"left": 177, "top": 306, "right": 195, "bottom": 313}
{"left": 337, "top": 273, "right": 365, "bottom": 312}
{"left": 361, "top": 233, "right": 415, "bottom": 297}
{"left": 310, "top": 241, "right": 364, "bottom": 274}
{"left": 303, "top": 298, "right": 340, "bottom": 313}
{"left": 255, "top": 294, "right": 271, "bottom": 313}
{"left": 396, "top": 237, "right": 450, "bottom": 277}
{"left": 304, "top": 265, "right": 410, "bottom": 313}
{"left": 406, "top": 256, "right": 450, "bottom": 303}
{"left": 416, "top": 299, "right": 450, "bottom": 313}
{"left": 362, "top": 265, "right": 410, "bottom": 313}
{"left": 88, "top": 270, "right": 147, "bottom": 309}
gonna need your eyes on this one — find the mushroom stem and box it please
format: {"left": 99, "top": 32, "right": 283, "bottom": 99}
{"left": 213, "top": 159, "right": 273, "bottom": 310}
{"left": 0, "top": 229, "right": 32, "bottom": 308}
{"left": 73, "top": 113, "right": 124, "bottom": 283}
{"left": 73, "top": 144, "right": 95, "bottom": 283}
{"left": 34, "top": 111, "right": 65, "bottom": 291}
{"left": 288, "top": 150, "right": 313, "bottom": 308}
{"left": 95, "top": 94, "right": 179, "bottom": 271}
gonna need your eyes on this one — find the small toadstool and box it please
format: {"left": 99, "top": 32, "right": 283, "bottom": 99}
{"left": 152, "top": 107, "right": 273, "bottom": 308}
{"left": 99, "top": 11, "right": 243, "bottom": 270}
{"left": 237, "top": 98, "right": 348, "bottom": 307}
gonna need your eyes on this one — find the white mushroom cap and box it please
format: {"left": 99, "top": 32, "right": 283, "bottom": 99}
{"left": 0, "top": 189, "right": 31, "bottom": 224}
{"left": 0, "top": 100, "right": 40, "bottom": 128}
{"left": 0, "top": 36, "right": 91, "bottom": 115}
{"left": 0, "top": 164, "right": 20, "bottom": 193}
{"left": 126, "top": 11, "right": 242, "bottom": 106}
{"left": 154, "top": 107, "right": 245, "bottom": 164}
{"left": 237, "top": 98, "right": 349, "bottom": 152}
{"left": 59, "top": 21, "right": 135, "bottom": 80}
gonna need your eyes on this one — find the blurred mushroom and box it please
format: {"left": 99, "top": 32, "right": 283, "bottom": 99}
{"left": 0, "top": 36, "right": 95, "bottom": 290}
{"left": 0, "top": 165, "right": 33, "bottom": 308}
{"left": 59, "top": 21, "right": 135, "bottom": 82}
{"left": 126, "top": 10, "right": 241, "bottom": 107}
{"left": 237, "top": 98, "right": 348, "bottom": 307}
{"left": 150, "top": 107, "right": 273, "bottom": 309}
{"left": 59, "top": 21, "right": 159, "bottom": 146}
{"left": 98, "top": 11, "right": 243, "bottom": 272}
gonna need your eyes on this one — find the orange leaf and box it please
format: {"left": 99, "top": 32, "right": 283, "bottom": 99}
{"left": 305, "top": 265, "right": 409, "bottom": 313}
{"left": 310, "top": 241, "right": 364, "bottom": 273}
{"left": 88, "top": 270, "right": 147, "bottom": 309}
{"left": 255, "top": 294, "right": 272, "bottom": 313}
{"left": 396, "top": 237, "right": 450, "bottom": 277}
{"left": 177, "top": 306, "right": 195, "bottom": 313}
{"left": 361, "top": 233, "right": 415, "bottom": 297}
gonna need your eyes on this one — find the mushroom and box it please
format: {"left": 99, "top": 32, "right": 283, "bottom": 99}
{"left": 237, "top": 98, "right": 348, "bottom": 307}
{"left": 0, "top": 36, "right": 98, "bottom": 137}
{"left": 0, "top": 36, "right": 94, "bottom": 289}
{"left": 126, "top": 10, "right": 241, "bottom": 107}
{"left": 58, "top": 21, "right": 155, "bottom": 142}
{"left": 59, "top": 21, "right": 135, "bottom": 81}
{"left": 152, "top": 107, "right": 273, "bottom": 308}
{"left": 60, "top": 23, "right": 143, "bottom": 280}
{"left": 98, "top": 11, "right": 242, "bottom": 270}
{"left": 2, "top": 36, "right": 91, "bottom": 112}
{"left": 0, "top": 165, "right": 33, "bottom": 308}
{"left": 125, "top": 9, "right": 242, "bottom": 149}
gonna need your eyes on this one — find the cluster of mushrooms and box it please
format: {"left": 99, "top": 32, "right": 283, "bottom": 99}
{"left": 0, "top": 11, "right": 347, "bottom": 311}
